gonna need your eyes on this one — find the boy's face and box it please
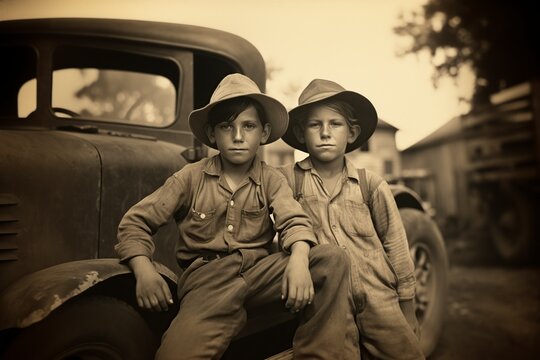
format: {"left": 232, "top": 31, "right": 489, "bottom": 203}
{"left": 295, "top": 105, "right": 359, "bottom": 163}
{"left": 206, "top": 105, "right": 271, "bottom": 166}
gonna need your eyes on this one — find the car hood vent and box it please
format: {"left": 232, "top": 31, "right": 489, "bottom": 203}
{"left": 0, "top": 194, "right": 19, "bottom": 262}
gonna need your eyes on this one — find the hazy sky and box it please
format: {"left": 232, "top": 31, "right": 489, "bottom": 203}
{"left": 0, "top": 0, "right": 475, "bottom": 149}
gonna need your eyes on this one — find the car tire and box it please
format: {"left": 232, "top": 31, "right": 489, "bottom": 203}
{"left": 400, "top": 208, "right": 449, "bottom": 357}
{"left": 3, "top": 295, "right": 158, "bottom": 360}
{"left": 490, "top": 184, "right": 535, "bottom": 264}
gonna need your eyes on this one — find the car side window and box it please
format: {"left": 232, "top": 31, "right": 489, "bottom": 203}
{"left": 14, "top": 46, "right": 180, "bottom": 127}
{"left": 50, "top": 45, "right": 179, "bottom": 127}
{"left": 52, "top": 68, "right": 176, "bottom": 127}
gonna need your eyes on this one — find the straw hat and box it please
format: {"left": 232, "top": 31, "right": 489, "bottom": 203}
{"left": 282, "top": 78, "right": 378, "bottom": 153}
{"left": 189, "top": 73, "right": 288, "bottom": 149}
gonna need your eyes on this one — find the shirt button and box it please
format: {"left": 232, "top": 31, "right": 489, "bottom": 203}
{"left": 331, "top": 224, "right": 337, "bottom": 229}
{"left": 230, "top": 200, "right": 234, "bottom": 206}
{"left": 200, "top": 213, "right": 206, "bottom": 219}
{"left": 227, "top": 224, "right": 234, "bottom": 232}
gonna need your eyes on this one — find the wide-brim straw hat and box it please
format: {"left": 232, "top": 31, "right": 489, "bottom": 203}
{"left": 189, "top": 73, "right": 288, "bottom": 149}
{"left": 282, "top": 78, "right": 378, "bottom": 153}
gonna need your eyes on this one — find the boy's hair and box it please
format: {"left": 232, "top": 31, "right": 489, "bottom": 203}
{"left": 208, "top": 96, "right": 267, "bottom": 128}
{"left": 295, "top": 99, "right": 361, "bottom": 130}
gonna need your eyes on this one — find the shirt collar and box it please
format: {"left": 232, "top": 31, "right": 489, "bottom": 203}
{"left": 297, "top": 156, "right": 314, "bottom": 171}
{"left": 297, "top": 156, "right": 360, "bottom": 182}
{"left": 344, "top": 157, "right": 360, "bottom": 182}
{"left": 203, "top": 154, "right": 263, "bottom": 185}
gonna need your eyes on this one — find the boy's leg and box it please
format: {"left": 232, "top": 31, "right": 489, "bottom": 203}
{"left": 343, "top": 290, "right": 362, "bottom": 359}
{"left": 355, "top": 255, "right": 424, "bottom": 360}
{"left": 155, "top": 253, "right": 248, "bottom": 360}
{"left": 243, "top": 244, "right": 350, "bottom": 359}
{"left": 356, "top": 297, "right": 424, "bottom": 360}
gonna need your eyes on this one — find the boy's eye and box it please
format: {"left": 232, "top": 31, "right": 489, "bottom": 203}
{"left": 243, "top": 122, "right": 257, "bottom": 130}
{"left": 306, "top": 121, "right": 321, "bottom": 129}
{"left": 330, "top": 121, "right": 344, "bottom": 128}
{"left": 218, "top": 123, "right": 232, "bottom": 130}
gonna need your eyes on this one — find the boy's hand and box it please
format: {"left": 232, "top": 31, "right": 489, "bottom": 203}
{"left": 399, "top": 299, "right": 420, "bottom": 337}
{"left": 129, "top": 256, "right": 174, "bottom": 312}
{"left": 281, "top": 241, "right": 314, "bottom": 313}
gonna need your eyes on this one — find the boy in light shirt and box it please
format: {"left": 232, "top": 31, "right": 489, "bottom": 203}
{"left": 281, "top": 78, "right": 424, "bottom": 360}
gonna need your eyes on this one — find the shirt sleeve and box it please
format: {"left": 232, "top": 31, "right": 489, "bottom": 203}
{"left": 265, "top": 166, "right": 318, "bottom": 252}
{"left": 115, "top": 170, "right": 189, "bottom": 262}
{"left": 368, "top": 173, "right": 416, "bottom": 300}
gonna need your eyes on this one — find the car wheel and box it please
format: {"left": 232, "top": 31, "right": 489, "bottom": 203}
{"left": 490, "top": 184, "right": 535, "bottom": 264}
{"left": 400, "top": 208, "right": 448, "bottom": 357}
{"left": 3, "top": 295, "right": 158, "bottom": 360}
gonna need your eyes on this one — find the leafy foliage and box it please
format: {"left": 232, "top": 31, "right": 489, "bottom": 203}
{"left": 394, "top": 0, "right": 539, "bottom": 105}
{"left": 74, "top": 70, "right": 175, "bottom": 126}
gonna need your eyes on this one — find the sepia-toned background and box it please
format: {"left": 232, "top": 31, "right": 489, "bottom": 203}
{"left": 1, "top": 0, "right": 538, "bottom": 358}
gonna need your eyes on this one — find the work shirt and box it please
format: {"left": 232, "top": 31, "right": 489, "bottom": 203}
{"left": 116, "top": 154, "right": 317, "bottom": 264}
{"left": 283, "top": 157, "right": 416, "bottom": 301}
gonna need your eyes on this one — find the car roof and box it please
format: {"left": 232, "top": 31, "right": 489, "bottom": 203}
{"left": 0, "top": 17, "right": 266, "bottom": 89}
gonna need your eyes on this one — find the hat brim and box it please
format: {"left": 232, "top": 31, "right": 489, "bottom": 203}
{"left": 189, "top": 93, "right": 288, "bottom": 149}
{"left": 282, "top": 91, "right": 378, "bottom": 153}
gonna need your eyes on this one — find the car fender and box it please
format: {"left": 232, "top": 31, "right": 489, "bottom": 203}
{"left": 0, "top": 258, "right": 177, "bottom": 331}
{"left": 389, "top": 184, "right": 425, "bottom": 212}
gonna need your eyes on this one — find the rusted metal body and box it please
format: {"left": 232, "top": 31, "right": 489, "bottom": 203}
{"left": 0, "top": 259, "right": 177, "bottom": 330}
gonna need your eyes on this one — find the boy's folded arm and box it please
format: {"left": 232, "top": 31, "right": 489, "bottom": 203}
{"left": 280, "top": 229, "right": 318, "bottom": 253}
{"left": 115, "top": 237, "right": 154, "bottom": 263}
{"left": 399, "top": 298, "right": 419, "bottom": 334}
{"left": 369, "top": 176, "right": 416, "bottom": 300}
{"left": 115, "top": 202, "right": 158, "bottom": 261}
{"left": 129, "top": 255, "right": 174, "bottom": 312}
{"left": 115, "top": 171, "right": 190, "bottom": 310}
{"left": 396, "top": 274, "right": 416, "bottom": 300}
{"left": 264, "top": 168, "right": 316, "bottom": 310}
{"left": 129, "top": 255, "right": 159, "bottom": 279}
{"left": 265, "top": 168, "right": 318, "bottom": 253}
{"left": 399, "top": 298, "right": 416, "bottom": 317}
{"left": 282, "top": 241, "right": 314, "bottom": 312}
{"left": 116, "top": 173, "right": 188, "bottom": 262}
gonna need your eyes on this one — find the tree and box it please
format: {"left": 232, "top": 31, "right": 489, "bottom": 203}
{"left": 394, "top": 0, "right": 539, "bottom": 105}
{"left": 75, "top": 70, "right": 175, "bottom": 126}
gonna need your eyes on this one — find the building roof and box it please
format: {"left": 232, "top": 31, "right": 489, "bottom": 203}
{"left": 377, "top": 118, "right": 398, "bottom": 131}
{"left": 402, "top": 116, "right": 463, "bottom": 152}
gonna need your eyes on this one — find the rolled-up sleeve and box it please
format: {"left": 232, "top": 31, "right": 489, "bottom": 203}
{"left": 370, "top": 180, "right": 416, "bottom": 300}
{"left": 115, "top": 172, "right": 187, "bottom": 262}
{"left": 264, "top": 167, "right": 317, "bottom": 252}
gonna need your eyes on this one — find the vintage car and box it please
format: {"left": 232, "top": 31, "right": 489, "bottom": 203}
{"left": 0, "top": 18, "right": 448, "bottom": 359}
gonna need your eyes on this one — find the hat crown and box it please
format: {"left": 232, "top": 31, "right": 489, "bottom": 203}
{"left": 298, "top": 78, "right": 347, "bottom": 105}
{"left": 283, "top": 78, "right": 378, "bottom": 154}
{"left": 188, "top": 73, "right": 289, "bottom": 149}
{"left": 210, "top": 73, "right": 262, "bottom": 103}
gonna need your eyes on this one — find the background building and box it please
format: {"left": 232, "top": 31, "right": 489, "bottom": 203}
{"left": 347, "top": 119, "right": 401, "bottom": 181}
{"left": 400, "top": 117, "right": 471, "bottom": 234}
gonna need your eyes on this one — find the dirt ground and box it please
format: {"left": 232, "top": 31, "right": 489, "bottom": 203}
{"left": 429, "top": 233, "right": 540, "bottom": 359}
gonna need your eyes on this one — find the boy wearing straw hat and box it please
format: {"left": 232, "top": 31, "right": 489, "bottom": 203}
{"left": 281, "top": 79, "right": 424, "bottom": 360}
{"left": 116, "top": 74, "right": 350, "bottom": 359}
